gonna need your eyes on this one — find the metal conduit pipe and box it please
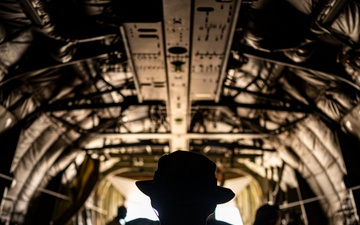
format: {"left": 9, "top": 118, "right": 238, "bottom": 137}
{"left": 0, "top": 29, "right": 33, "bottom": 82}
{"left": 316, "top": 0, "right": 349, "bottom": 26}
{"left": 285, "top": 0, "right": 349, "bottom": 63}
{"left": 0, "top": 23, "right": 6, "bottom": 44}
{"left": 77, "top": 0, "right": 113, "bottom": 16}
{"left": 18, "top": 0, "right": 77, "bottom": 62}
{"left": 244, "top": 0, "right": 349, "bottom": 63}
{"left": 248, "top": 0, "right": 274, "bottom": 10}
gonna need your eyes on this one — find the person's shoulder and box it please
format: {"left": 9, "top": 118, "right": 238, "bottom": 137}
{"left": 207, "top": 220, "right": 233, "bottom": 225}
{"left": 106, "top": 219, "right": 120, "bottom": 225}
{"left": 126, "top": 218, "right": 160, "bottom": 225}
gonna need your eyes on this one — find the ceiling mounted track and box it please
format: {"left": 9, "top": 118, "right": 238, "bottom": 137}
{"left": 122, "top": 0, "right": 242, "bottom": 151}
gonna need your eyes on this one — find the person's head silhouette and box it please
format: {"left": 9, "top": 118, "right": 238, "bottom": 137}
{"left": 136, "top": 150, "right": 235, "bottom": 225}
{"left": 117, "top": 205, "right": 127, "bottom": 220}
{"left": 107, "top": 205, "right": 127, "bottom": 225}
{"left": 253, "top": 204, "right": 281, "bottom": 225}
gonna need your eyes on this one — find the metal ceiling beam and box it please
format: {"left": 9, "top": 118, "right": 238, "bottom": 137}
{"left": 240, "top": 44, "right": 350, "bottom": 80}
{"left": 119, "top": 26, "right": 143, "bottom": 103}
{"left": 190, "top": 143, "right": 276, "bottom": 152}
{"left": 121, "top": 22, "right": 168, "bottom": 102}
{"left": 316, "top": 0, "right": 348, "bottom": 26}
{"left": 189, "top": 0, "right": 242, "bottom": 102}
{"left": 214, "top": 0, "right": 242, "bottom": 102}
{"left": 95, "top": 132, "right": 269, "bottom": 140}
{"left": 44, "top": 96, "right": 164, "bottom": 111}
{"left": 206, "top": 153, "right": 263, "bottom": 158}
{"left": 84, "top": 142, "right": 275, "bottom": 152}
{"left": 163, "top": 0, "right": 192, "bottom": 152}
{"left": 83, "top": 142, "right": 168, "bottom": 151}
{"left": 5, "top": 42, "right": 111, "bottom": 82}
{"left": 193, "top": 98, "right": 312, "bottom": 113}
{"left": 48, "top": 84, "right": 134, "bottom": 106}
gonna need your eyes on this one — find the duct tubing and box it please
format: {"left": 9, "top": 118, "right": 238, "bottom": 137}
{"left": 242, "top": 0, "right": 312, "bottom": 53}
{"left": 0, "top": 28, "right": 33, "bottom": 82}
{"left": 18, "top": 0, "right": 77, "bottom": 63}
{"left": 77, "top": 0, "right": 113, "bottom": 16}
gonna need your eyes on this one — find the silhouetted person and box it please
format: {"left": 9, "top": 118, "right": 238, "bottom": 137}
{"left": 135, "top": 150, "right": 235, "bottom": 225}
{"left": 253, "top": 204, "right": 281, "bottom": 225}
{"left": 107, "top": 205, "right": 127, "bottom": 225}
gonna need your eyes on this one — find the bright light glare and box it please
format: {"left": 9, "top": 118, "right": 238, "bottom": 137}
{"left": 107, "top": 176, "right": 159, "bottom": 222}
{"left": 215, "top": 202, "right": 243, "bottom": 225}
{"left": 125, "top": 196, "right": 159, "bottom": 222}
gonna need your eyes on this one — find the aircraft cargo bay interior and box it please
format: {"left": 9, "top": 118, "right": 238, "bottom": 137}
{"left": 0, "top": 0, "right": 360, "bottom": 224}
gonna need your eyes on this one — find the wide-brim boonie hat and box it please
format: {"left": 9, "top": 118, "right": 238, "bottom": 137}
{"left": 136, "top": 150, "right": 235, "bottom": 204}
